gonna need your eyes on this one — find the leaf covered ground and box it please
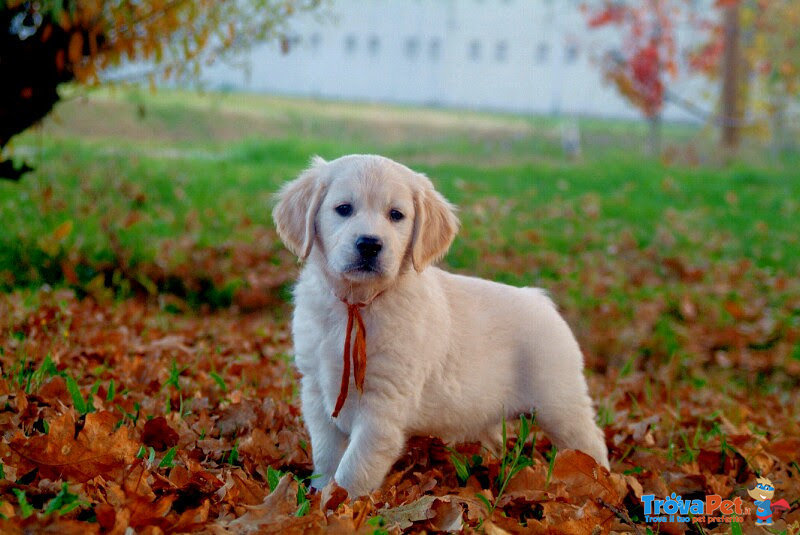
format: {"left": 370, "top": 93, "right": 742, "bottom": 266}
{"left": 0, "top": 90, "right": 799, "bottom": 533}
{"left": 1, "top": 247, "right": 799, "bottom": 534}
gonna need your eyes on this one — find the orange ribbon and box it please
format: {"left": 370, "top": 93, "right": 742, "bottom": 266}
{"left": 331, "top": 301, "right": 367, "bottom": 418}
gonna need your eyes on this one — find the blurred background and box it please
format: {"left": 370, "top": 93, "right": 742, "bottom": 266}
{"left": 1, "top": 0, "right": 799, "bottom": 530}
{"left": 2, "top": 0, "right": 799, "bottom": 365}
{"left": 2, "top": 0, "right": 799, "bottom": 330}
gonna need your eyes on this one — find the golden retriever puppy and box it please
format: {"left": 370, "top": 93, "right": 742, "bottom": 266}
{"left": 273, "top": 155, "right": 609, "bottom": 497}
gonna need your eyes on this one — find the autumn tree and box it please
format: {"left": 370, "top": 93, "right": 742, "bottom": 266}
{"left": 588, "top": 0, "right": 799, "bottom": 156}
{"left": 690, "top": 0, "right": 800, "bottom": 155}
{"left": 585, "top": 0, "right": 680, "bottom": 156}
{"left": 0, "top": 0, "right": 322, "bottom": 180}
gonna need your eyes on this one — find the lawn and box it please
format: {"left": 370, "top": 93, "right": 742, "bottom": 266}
{"left": 0, "top": 88, "right": 798, "bottom": 533}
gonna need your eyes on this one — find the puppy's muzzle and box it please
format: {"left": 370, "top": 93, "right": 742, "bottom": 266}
{"left": 347, "top": 235, "right": 382, "bottom": 273}
{"left": 355, "top": 235, "right": 382, "bottom": 259}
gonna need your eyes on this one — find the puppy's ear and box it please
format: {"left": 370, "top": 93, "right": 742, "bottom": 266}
{"left": 410, "top": 179, "right": 459, "bottom": 272}
{"left": 273, "top": 156, "right": 328, "bottom": 260}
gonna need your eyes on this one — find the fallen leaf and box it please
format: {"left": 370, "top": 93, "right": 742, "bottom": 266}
{"left": 378, "top": 494, "right": 464, "bottom": 531}
{"left": 551, "top": 450, "right": 620, "bottom": 505}
{"left": 9, "top": 411, "right": 138, "bottom": 482}
{"left": 142, "top": 416, "right": 180, "bottom": 451}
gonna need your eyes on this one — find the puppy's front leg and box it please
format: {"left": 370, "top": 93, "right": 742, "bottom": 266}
{"left": 301, "top": 379, "right": 348, "bottom": 490}
{"left": 333, "top": 408, "right": 405, "bottom": 497}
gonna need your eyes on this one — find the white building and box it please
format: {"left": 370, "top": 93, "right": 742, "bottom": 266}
{"left": 202, "top": 0, "right": 713, "bottom": 121}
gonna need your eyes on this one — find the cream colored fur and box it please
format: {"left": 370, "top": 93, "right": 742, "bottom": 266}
{"left": 273, "top": 154, "right": 609, "bottom": 497}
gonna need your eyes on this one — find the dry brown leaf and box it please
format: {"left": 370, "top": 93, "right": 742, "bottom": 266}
{"left": 377, "top": 495, "right": 440, "bottom": 530}
{"left": 9, "top": 410, "right": 138, "bottom": 482}
{"left": 541, "top": 500, "right": 615, "bottom": 534}
{"left": 550, "top": 450, "right": 620, "bottom": 505}
{"left": 320, "top": 480, "right": 349, "bottom": 512}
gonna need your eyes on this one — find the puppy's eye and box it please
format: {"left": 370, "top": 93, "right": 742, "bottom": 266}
{"left": 335, "top": 203, "right": 353, "bottom": 217}
{"left": 389, "top": 209, "right": 404, "bottom": 222}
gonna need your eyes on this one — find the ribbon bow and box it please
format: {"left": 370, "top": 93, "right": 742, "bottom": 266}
{"left": 331, "top": 300, "right": 367, "bottom": 418}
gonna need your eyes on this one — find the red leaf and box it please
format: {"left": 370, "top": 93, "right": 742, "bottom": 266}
{"left": 142, "top": 416, "right": 180, "bottom": 451}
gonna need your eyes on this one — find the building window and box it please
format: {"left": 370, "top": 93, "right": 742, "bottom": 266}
{"left": 536, "top": 42, "right": 549, "bottom": 63}
{"left": 368, "top": 35, "right": 380, "bottom": 56}
{"left": 565, "top": 43, "right": 579, "bottom": 63}
{"left": 344, "top": 34, "right": 357, "bottom": 54}
{"left": 429, "top": 38, "right": 441, "bottom": 60}
{"left": 495, "top": 41, "right": 508, "bottom": 62}
{"left": 468, "top": 39, "right": 481, "bottom": 61}
{"left": 405, "top": 37, "right": 420, "bottom": 59}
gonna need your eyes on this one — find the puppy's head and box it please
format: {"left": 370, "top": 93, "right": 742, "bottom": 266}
{"left": 273, "top": 155, "right": 459, "bottom": 285}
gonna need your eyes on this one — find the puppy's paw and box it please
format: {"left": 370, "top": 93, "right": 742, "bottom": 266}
{"left": 334, "top": 465, "right": 376, "bottom": 498}
{"left": 310, "top": 472, "right": 332, "bottom": 491}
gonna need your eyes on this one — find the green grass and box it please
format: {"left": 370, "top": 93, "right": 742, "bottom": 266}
{"left": 1, "top": 86, "right": 798, "bottom": 297}
{"left": 0, "top": 87, "right": 797, "bottom": 532}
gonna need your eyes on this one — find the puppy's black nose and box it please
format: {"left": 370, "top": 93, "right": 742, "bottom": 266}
{"left": 355, "top": 235, "right": 382, "bottom": 259}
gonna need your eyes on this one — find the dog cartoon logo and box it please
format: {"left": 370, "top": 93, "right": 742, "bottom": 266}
{"left": 747, "top": 477, "right": 790, "bottom": 525}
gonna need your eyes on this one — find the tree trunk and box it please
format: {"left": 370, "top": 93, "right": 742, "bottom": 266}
{"left": 720, "top": 2, "right": 742, "bottom": 154}
{"left": 1, "top": 5, "right": 74, "bottom": 180}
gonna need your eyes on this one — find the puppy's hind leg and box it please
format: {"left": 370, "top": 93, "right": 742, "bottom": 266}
{"left": 534, "top": 395, "right": 609, "bottom": 469}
